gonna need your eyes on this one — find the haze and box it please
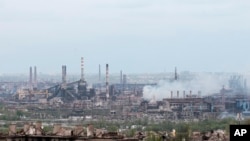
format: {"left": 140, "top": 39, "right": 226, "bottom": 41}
{"left": 0, "top": 0, "right": 250, "bottom": 74}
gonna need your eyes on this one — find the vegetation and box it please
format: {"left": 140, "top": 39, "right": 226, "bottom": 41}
{"left": 43, "top": 125, "right": 53, "bottom": 133}
{"left": 0, "top": 101, "right": 248, "bottom": 140}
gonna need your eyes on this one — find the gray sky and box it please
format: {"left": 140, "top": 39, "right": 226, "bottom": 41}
{"left": 0, "top": 0, "right": 250, "bottom": 74}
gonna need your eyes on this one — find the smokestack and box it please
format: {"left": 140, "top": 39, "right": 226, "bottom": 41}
{"left": 183, "top": 91, "right": 186, "bottom": 98}
{"left": 62, "top": 65, "right": 67, "bottom": 84}
{"left": 171, "top": 91, "right": 173, "bottom": 98}
{"left": 106, "top": 64, "right": 109, "bottom": 99}
{"left": 190, "top": 90, "right": 192, "bottom": 98}
{"left": 29, "top": 66, "right": 32, "bottom": 84}
{"left": 177, "top": 90, "right": 179, "bottom": 98}
{"left": 29, "top": 66, "right": 33, "bottom": 90}
{"left": 120, "top": 70, "right": 123, "bottom": 84}
{"left": 174, "top": 67, "right": 178, "bottom": 80}
{"left": 34, "top": 66, "right": 37, "bottom": 88}
{"left": 123, "top": 74, "right": 127, "bottom": 85}
{"left": 81, "top": 57, "right": 84, "bottom": 81}
{"left": 99, "top": 64, "right": 101, "bottom": 82}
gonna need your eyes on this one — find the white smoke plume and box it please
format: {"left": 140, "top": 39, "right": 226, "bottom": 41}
{"left": 143, "top": 73, "right": 229, "bottom": 100}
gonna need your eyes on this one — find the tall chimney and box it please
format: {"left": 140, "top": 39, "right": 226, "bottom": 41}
{"left": 177, "top": 90, "right": 179, "bottom": 98}
{"left": 171, "top": 91, "right": 173, "bottom": 98}
{"left": 106, "top": 64, "right": 109, "bottom": 99}
{"left": 29, "top": 66, "right": 33, "bottom": 90}
{"left": 62, "top": 65, "right": 67, "bottom": 84}
{"left": 174, "top": 67, "right": 178, "bottom": 80}
{"left": 183, "top": 91, "right": 186, "bottom": 98}
{"left": 81, "top": 57, "right": 84, "bottom": 81}
{"left": 34, "top": 66, "right": 37, "bottom": 88}
{"left": 123, "top": 74, "right": 127, "bottom": 85}
{"left": 29, "top": 66, "right": 32, "bottom": 84}
{"left": 99, "top": 64, "right": 101, "bottom": 82}
{"left": 190, "top": 90, "right": 192, "bottom": 98}
{"left": 120, "top": 70, "right": 123, "bottom": 84}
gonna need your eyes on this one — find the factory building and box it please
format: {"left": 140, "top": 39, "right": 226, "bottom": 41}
{"left": 7, "top": 58, "right": 250, "bottom": 121}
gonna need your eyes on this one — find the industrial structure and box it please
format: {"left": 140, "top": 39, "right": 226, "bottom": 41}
{"left": 0, "top": 57, "right": 248, "bottom": 122}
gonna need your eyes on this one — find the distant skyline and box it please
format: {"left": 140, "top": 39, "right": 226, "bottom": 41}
{"left": 1, "top": 0, "right": 250, "bottom": 74}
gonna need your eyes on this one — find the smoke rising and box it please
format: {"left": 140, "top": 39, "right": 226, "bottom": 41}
{"left": 143, "top": 73, "right": 229, "bottom": 100}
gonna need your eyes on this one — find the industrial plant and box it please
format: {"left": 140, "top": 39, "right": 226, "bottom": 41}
{"left": 0, "top": 57, "right": 249, "bottom": 141}
{"left": 0, "top": 57, "right": 249, "bottom": 119}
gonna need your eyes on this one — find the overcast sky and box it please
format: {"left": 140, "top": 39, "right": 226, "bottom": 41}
{"left": 0, "top": 0, "right": 250, "bottom": 75}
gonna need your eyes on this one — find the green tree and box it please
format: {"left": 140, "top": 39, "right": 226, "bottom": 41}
{"left": 16, "top": 110, "right": 24, "bottom": 117}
